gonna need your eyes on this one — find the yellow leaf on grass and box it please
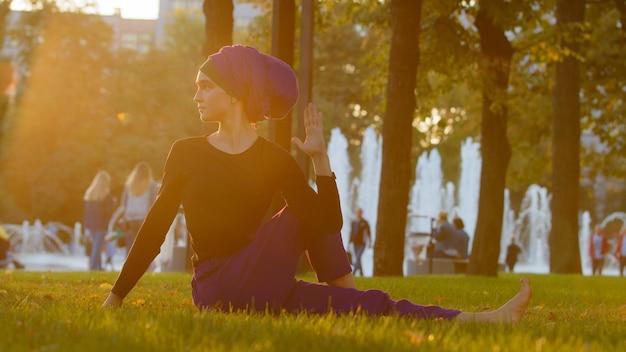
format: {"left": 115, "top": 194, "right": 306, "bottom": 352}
{"left": 43, "top": 293, "right": 56, "bottom": 300}
{"left": 618, "top": 305, "right": 626, "bottom": 320}
{"left": 99, "top": 283, "right": 113, "bottom": 290}
{"left": 403, "top": 330, "right": 425, "bottom": 345}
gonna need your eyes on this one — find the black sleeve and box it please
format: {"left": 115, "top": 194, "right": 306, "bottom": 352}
{"left": 277, "top": 149, "right": 343, "bottom": 234}
{"left": 111, "top": 142, "right": 184, "bottom": 299}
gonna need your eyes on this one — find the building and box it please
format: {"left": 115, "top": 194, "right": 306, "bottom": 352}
{"left": 3, "top": 1, "right": 261, "bottom": 57}
{"left": 155, "top": 0, "right": 262, "bottom": 47}
{"left": 101, "top": 8, "right": 156, "bottom": 54}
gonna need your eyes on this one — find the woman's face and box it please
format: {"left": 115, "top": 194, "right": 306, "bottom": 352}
{"left": 193, "top": 71, "right": 232, "bottom": 123}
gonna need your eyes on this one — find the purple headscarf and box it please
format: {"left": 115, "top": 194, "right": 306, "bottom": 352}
{"left": 200, "top": 45, "right": 299, "bottom": 122}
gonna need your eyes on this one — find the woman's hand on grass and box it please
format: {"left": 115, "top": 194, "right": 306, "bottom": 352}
{"left": 102, "top": 291, "right": 123, "bottom": 308}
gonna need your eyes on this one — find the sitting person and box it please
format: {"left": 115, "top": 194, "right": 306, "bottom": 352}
{"left": 103, "top": 44, "right": 532, "bottom": 323}
{"left": 452, "top": 217, "right": 470, "bottom": 259}
{"left": 431, "top": 211, "right": 459, "bottom": 258}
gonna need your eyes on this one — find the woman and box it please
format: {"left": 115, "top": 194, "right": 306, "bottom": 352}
{"left": 103, "top": 45, "right": 531, "bottom": 322}
{"left": 84, "top": 170, "right": 115, "bottom": 271}
{"left": 119, "top": 161, "right": 157, "bottom": 255}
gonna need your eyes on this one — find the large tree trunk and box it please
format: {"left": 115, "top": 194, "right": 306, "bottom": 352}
{"left": 373, "top": 0, "right": 422, "bottom": 276}
{"left": 269, "top": 0, "right": 295, "bottom": 150}
{"left": 467, "top": 5, "right": 513, "bottom": 276}
{"left": 201, "top": 1, "right": 234, "bottom": 136}
{"left": 550, "top": 0, "right": 585, "bottom": 274}
{"left": 0, "top": 0, "right": 13, "bottom": 146}
{"left": 202, "top": 0, "right": 233, "bottom": 57}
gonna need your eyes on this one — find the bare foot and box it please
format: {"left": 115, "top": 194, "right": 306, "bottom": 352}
{"left": 456, "top": 276, "right": 532, "bottom": 323}
{"left": 327, "top": 273, "right": 357, "bottom": 289}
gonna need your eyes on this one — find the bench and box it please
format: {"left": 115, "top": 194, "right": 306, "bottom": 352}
{"left": 405, "top": 258, "right": 469, "bottom": 275}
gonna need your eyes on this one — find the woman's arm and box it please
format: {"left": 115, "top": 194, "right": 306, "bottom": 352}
{"left": 287, "top": 103, "right": 342, "bottom": 232}
{"left": 103, "top": 142, "right": 185, "bottom": 307}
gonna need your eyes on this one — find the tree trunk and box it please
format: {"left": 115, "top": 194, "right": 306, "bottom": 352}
{"left": 269, "top": 0, "right": 295, "bottom": 150}
{"left": 0, "top": 1, "right": 12, "bottom": 146}
{"left": 373, "top": 0, "right": 422, "bottom": 276}
{"left": 550, "top": 0, "right": 585, "bottom": 274}
{"left": 202, "top": 0, "right": 233, "bottom": 57}
{"left": 467, "top": 5, "right": 514, "bottom": 276}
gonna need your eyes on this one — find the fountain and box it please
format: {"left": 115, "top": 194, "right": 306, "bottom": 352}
{"left": 579, "top": 210, "right": 591, "bottom": 274}
{"left": 2, "top": 220, "right": 73, "bottom": 254}
{"left": 455, "top": 137, "right": 482, "bottom": 251}
{"left": 511, "top": 184, "right": 551, "bottom": 270}
{"left": 327, "top": 128, "right": 354, "bottom": 244}
{"left": 4, "top": 129, "right": 614, "bottom": 274}
{"left": 409, "top": 148, "right": 444, "bottom": 223}
{"left": 327, "top": 128, "right": 617, "bottom": 276}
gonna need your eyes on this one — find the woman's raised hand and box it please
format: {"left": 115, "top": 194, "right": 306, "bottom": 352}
{"left": 292, "top": 103, "right": 326, "bottom": 158}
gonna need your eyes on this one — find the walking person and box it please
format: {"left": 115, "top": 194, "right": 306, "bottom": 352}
{"left": 118, "top": 161, "right": 158, "bottom": 256}
{"left": 103, "top": 45, "right": 531, "bottom": 323}
{"left": 589, "top": 225, "right": 609, "bottom": 276}
{"left": 615, "top": 229, "right": 626, "bottom": 277}
{"left": 84, "top": 171, "right": 116, "bottom": 271}
{"left": 505, "top": 236, "right": 522, "bottom": 273}
{"left": 348, "top": 208, "right": 371, "bottom": 276}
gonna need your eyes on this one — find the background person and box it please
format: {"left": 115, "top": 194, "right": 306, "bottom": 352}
{"left": 348, "top": 208, "right": 371, "bottom": 276}
{"left": 83, "top": 170, "right": 116, "bottom": 271}
{"left": 451, "top": 216, "right": 470, "bottom": 259}
{"left": 118, "top": 161, "right": 158, "bottom": 256}
{"left": 102, "top": 44, "right": 531, "bottom": 323}
{"left": 432, "top": 211, "right": 458, "bottom": 258}
{"left": 0, "top": 222, "right": 25, "bottom": 269}
{"left": 505, "top": 236, "right": 522, "bottom": 273}
{"left": 589, "top": 225, "right": 610, "bottom": 276}
{"left": 615, "top": 229, "right": 626, "bottom": 277}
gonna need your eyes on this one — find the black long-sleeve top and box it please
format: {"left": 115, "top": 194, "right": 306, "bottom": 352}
{"left": 111, "top": 136, "right": 342, "bottom": 298}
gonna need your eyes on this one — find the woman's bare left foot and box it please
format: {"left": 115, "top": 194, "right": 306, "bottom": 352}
{"left": 456, "top": 276, "right": 532, "bottom": 323}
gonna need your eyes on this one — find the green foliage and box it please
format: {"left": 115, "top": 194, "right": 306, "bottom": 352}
{"left": 0, "top": 272, "right": 625, "bottom": 351}
{"left": 0, "top": 0, "right": 624, "bottom": 227}
{"left": 580, "top": 5, "right": 626, "bottom": 178}
{"left": 0, "top": 7, "right": 206, "bottom": 224}
{"left": 1, "top": 9, "right": 116, "bottom": 223}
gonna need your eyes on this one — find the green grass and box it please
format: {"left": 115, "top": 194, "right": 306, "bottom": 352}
{"left": 1, "top": 271, "right": 624, "bottom": 351}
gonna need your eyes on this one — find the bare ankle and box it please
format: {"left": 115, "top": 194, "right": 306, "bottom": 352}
{"left": 327, "top": 273, "right": 356, "bottom": 289}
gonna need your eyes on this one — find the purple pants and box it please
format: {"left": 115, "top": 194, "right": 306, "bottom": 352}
{"left": 191, "top": 207, "right": 461, "bottom": 320}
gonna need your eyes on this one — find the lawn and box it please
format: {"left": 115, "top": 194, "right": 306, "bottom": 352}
{"left": 0, "top": 271, "right": 624, "bottom": 351}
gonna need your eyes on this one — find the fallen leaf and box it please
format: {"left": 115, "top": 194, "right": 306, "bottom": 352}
{"left": 403, "top": 330, "right": 425, "bottom": 345}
